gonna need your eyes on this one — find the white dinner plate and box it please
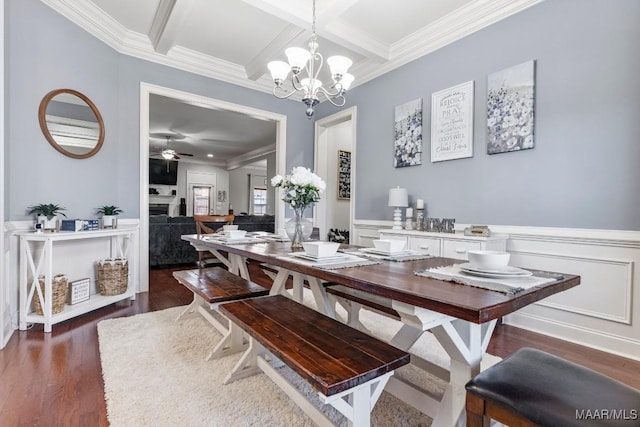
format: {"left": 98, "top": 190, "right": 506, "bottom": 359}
{"left": 458, "top": 262, "right": 532, "bottom": 278}
{"left": 359, "top": 247, "right": 412, "bottom": 256}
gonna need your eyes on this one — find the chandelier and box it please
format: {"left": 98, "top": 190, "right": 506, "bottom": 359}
{"left": 267, "top": 0, "right": 354, "bottom": 119}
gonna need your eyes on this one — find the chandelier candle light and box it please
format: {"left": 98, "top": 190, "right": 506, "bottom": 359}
{"left": 267, "top": 0, "right": 354, "bottom": 118}
{"left": 388, "top": 187, "right": 409, "bottom": 230}
{"left": 272, "top": 167, "right": 326, "bottom": 248}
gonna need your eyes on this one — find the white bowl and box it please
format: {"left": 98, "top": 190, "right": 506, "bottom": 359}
{"left": 224, "top": 229, "right": 246, "bottom": 239}
{"left": 302, "top": 241, "right": 340, "bottom": 258}
{"left": 467, "top": 250, "right": 510, "bottom": 269}
{"left": 372, "top": 239, "right": 406, "bottom": 254}
{"left": 222, "top": 224, "right": 238, "bottom": 231}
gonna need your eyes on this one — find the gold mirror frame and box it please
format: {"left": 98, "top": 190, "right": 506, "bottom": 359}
{"left": 38, "top": 88, "right": 105, "bottom": 159}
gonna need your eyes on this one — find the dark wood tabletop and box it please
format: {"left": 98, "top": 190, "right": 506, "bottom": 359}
{"left": 182, "top": 236, "right": 580, "bottom": 324}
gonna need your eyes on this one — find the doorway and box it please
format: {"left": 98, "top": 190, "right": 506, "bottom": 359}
{"left": 314, "top": 107, "right": 357, "bottom": 242}
{"left": 139, "top": 83, "right": 288, "bottom": 292}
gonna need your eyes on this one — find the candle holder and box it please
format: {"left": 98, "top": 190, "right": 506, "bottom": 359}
{"left": 404, "top": 218, "right": 414, "bottom": 230}
{"left": 416, "top": 209, "right": 424, "bottom": 231}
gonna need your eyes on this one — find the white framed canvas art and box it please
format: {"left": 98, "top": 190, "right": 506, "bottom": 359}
{"left": 394, "top": 98, "right": 422, "bottom": 168}
{"left": 487, "top": 60, "right": 536, "bottom": 154}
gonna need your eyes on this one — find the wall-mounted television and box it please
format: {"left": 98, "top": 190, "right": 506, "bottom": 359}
{"left": 149, "top": 158, "right": 178, "bottom": 185}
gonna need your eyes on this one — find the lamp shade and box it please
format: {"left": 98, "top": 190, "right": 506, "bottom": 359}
{"left": 267, "top": 60, "right": 291, "bottom": 81}
{"left": 327, "top": 55, "right": 353, "bottom": 77}
{"left": 388, "top": 187, "right": 408, "bottom": 207}
{"left": 340, "top": 73, "right": 355, "bottom": 91}
{"left": 285, "top": 47, "right": 311, "bottom": 71}
{"left": 300, "top": 78, "right": 323, "bottom": 93}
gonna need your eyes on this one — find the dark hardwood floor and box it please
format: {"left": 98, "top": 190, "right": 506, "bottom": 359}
{"left": 1, "top": 263, "right": 638, "bottom": 426}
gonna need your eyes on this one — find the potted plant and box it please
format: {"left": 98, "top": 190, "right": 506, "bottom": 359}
{"left": 27, "top": 203, "right": 67, "bottom": 231}
{"left": 96, "top": 205, "right": 123, "bottom": 229}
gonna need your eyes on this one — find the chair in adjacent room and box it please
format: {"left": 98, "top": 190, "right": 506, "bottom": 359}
{"left": 194, "top": 214, "right": 235, "bottom": 267}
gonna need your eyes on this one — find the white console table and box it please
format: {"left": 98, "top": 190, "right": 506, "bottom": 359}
{"left": 378, "top": 229, "right": 508, "bottom": 260}
{"left": 19, "top": 227, "right": 138, "bottom": 332}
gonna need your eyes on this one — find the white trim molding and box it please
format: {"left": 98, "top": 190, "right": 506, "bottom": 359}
{"left": 40, "top": 0, "right": 542, "bottom": 96}
{"left": 1, "top": 0, "right": 8, "bottom": 349}
{"left": 139, "top": 82, "right": 288, "bottom": 292}
{"left": 352, "top": 220, "right": 640, "bottom": 361}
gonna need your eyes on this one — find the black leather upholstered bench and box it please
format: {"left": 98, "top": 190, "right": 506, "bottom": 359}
{"left": 465, "top": 347, "right": 640, "bottom": 426}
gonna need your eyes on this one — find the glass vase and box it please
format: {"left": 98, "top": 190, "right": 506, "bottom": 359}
{"left": 285, "top": 206, "right": 313, "bottom": 248}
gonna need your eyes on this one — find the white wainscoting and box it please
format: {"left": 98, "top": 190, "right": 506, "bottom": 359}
{"left": 352, "top": 220, "right": 640, "bottom": 361}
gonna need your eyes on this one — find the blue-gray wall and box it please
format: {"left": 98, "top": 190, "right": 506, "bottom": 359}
{"left": 6, "top": 0, "right": 313, "bottom": 220}
{"left": 316, "top": 0, "right": 640, "bottom": 231}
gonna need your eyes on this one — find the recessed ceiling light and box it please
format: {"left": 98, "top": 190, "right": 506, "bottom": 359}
{"left": 207, "top": 154, "right": 214, "bottom": 158}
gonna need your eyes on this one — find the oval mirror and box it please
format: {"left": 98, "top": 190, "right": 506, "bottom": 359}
{"left": 38, "top": 89, "right": 105, "bottom": 159}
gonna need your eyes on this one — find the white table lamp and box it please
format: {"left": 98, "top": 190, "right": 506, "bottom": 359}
{"left": 388, "top": 187, "right": 409, "bottom": 230}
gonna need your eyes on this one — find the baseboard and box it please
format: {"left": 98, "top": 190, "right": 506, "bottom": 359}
{"left": 1, "top": 307, "right": 13, "bottom": 349}
{"left": 505, "top": 311, "right": 640, "bottom": 361}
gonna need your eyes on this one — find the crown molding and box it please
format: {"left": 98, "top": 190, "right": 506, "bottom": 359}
{"left": 41, "top": 0, "right": 543, "bottom": 96}
{"left": 353, "top": 0, "right": 543, "bottom": 86}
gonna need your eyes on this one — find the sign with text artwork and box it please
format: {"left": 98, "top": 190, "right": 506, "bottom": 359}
{"left": 431, "top": 81, "right": 474, "bottom": 162}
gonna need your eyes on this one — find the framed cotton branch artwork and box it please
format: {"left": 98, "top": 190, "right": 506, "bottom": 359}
{"left": 393, "top": 98, "right": 423, "bottom": 167}
{"left": 487, "top": 60, "right": 536, "bottom": 154}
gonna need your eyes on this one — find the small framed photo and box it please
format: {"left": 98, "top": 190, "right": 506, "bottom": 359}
{"left": 68, "top": 278, "right": 91, "bottom": 305}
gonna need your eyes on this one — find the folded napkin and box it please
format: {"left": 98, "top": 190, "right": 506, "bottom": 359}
{"left": 415, "top": 265, "right": 559, "bottom": 295}
{"left": 279, "top": 254, "right": 382, "bottom": 270}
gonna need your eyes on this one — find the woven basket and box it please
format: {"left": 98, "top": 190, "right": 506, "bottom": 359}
{"left": 97, "top": 259, "right": 128, "bottom": 296}
{"left": 33, "top": 274, "right": 68, "bottom": 315}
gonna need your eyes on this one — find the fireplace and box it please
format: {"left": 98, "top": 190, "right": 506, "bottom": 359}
{"left": 149, "top": 203, "right": 170, "bottom": 216}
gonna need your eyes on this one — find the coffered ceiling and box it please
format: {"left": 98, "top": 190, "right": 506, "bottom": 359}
{"left": 42, "top": 0, "right": 540, "bottom": 166}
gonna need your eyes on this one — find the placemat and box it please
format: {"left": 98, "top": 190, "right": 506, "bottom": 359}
{"left": 415, "top": 265, "right": 559, "bottom": 295}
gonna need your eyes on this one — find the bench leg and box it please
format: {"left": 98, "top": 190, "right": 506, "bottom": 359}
{"left": 207, "top": 320, "right": 247, "bottom": 360}
{"left": 176, "top": 294, "right": 198, "bottom": 322}
{"left": 223, "top": 338, "right": 264, "bottom": 384}
{"left": 320, "top": 372, "right": 393, "bottom": 427}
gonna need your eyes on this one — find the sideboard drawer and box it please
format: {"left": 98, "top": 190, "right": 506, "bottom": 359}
{"left": 409, "top": 237, "right": 441, "bottom": 256}
{"left": 442, "top": 240, "right": 482, "bottom": 260}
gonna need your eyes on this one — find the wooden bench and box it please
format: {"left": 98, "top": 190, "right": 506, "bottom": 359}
{"left": 173, "top": 267, "right": 269, "bottom": 360}
{"left": 465, "top": 347, "right": 640, "bottom": 426}
{"left": 220, "top": 295, "right": 410, "bottom": 427}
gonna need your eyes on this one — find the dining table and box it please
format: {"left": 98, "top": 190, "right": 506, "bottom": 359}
{"left": 181, "top": 233, "right": 581, "bottom": 426}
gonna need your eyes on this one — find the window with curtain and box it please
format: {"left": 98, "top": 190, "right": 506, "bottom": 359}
{"left": 192, "top": 186, "right": 211, "bottom": 215}
{"left": 253, "top": 188, "right": 267, "bottom": 215}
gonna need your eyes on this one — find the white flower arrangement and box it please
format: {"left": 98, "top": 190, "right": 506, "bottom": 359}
{"left": 271, "top": 167, "right": 326, "bottom": 209}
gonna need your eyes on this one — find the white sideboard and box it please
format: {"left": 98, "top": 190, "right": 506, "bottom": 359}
{"left": 378, "top": 229, "right": 508, "bottom": 261}
{"left": 18, "top": 227, "right": 139, "bottom": 332}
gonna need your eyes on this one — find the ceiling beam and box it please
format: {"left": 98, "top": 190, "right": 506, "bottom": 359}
{"left": 148, "top": 0, "right": 196, "bottom": 54}
{"left": 240, "top": 0, "right": 389, "bottom": 64}
{"left": 226, "top": 143, "right": 276, "bottom": 171}
{"left": 245, "top": 25, "right": 307, "bottom": 81}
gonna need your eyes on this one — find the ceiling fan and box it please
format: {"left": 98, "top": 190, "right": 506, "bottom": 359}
{"left": 149, "top": 134, "right": 194, "bottom": 160}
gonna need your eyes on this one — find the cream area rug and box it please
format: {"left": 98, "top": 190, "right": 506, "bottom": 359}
{"left": 98, "top": 291, "right": 501, "bottom": 426}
